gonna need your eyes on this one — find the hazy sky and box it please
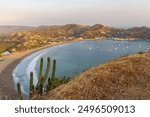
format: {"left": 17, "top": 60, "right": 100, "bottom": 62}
{"left": 0, "top": 0, "right": 150, "bottom": 27}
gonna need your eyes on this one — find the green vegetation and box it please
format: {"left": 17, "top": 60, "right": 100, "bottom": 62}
{"left": 43, "top": 57, "right": 51, "bottom": 83}
{"left": 17, "top": 57, "right": 70, "bottom": 100}
{"left": 29, "top": 72, "right": 34, "bottom": 98}
{"left": 38, "top": 58, "right": 43, "bottom": 83}
{"left": 0, "top": 42, "right": 17, "bottom": 54}
{"left": 17, "top": 83, "right": 23, "bottom": 100}
{"left": 0, "top": 43, "right": 10, "bottom": 54}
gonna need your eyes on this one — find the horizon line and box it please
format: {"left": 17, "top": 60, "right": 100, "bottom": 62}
{"left": 0, "top": 23, "right": 150, "bottom": 29}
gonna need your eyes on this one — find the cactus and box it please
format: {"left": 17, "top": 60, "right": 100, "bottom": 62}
{"left": 39, "top": 84, "right": 43, "bottom": 96}
{"left": 36, "top": 57, "right": 51, "bottom": 95}
{"left": 38, "top": 58, "right": 43, "bottom": 84}
{"left": 47, "top": 77, "right": 51, "bottom": 91}
{"left": 17, "top": 82, "right": 23, "bottom": 100}
{"left": 39, "top": 77, "right": 44, "bottom": 95}
{"left": 16, "top": 57, "right": 62, "bottom": 99}
{"left": 30, "top": 72, "right": 34, "bottom": 98}
{"left": 43, "top": 57, "right": 50, "bottom": 83}
{"left": 51, "top": 59, "right": 56, "bottom": 82}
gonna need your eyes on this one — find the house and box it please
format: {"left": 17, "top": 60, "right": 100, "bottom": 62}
{"left": 1, "top": 51, "right": 11, "bottom": 56}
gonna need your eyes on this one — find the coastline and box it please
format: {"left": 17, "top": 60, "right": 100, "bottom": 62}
{"left": 0, "top": 38, "right": 149, "bottom": 99}
{"left": 0, "top": 39, "right": 84, "bottom": 99}
{"left": 38, "top": 52, "right": 150, "bottom": 100}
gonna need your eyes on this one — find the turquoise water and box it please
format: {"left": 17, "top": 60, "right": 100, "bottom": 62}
{"left": 12, "top": 39, "right": 150, "bottom": 94}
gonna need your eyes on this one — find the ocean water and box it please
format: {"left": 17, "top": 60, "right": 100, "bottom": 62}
{"left": 12, "top": 39, "right": 150, "bottom": 94}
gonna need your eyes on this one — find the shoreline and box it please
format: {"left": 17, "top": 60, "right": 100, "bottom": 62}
{"left": 0, "top": 39, "right": 84, "bottom": 99}
{"left": 1, "top": 37, "right": 143, "bottom": 99}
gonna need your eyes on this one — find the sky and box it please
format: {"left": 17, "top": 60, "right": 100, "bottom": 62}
{"left": 0, "top": 0, "right": 150, "bottom": 27}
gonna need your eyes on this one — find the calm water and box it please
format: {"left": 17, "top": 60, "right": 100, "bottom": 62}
{"left": 12, "top": 39, "right": 150, "bottom": 94}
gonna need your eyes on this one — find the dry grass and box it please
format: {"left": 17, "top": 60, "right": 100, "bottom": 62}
{"left": 0, "top": 58, "right": 3, "bottom": 61}
{"left": 34, "top": 52, "right": 150, "bottom": 100}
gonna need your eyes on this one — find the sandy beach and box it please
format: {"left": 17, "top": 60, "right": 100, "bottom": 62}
{"left": 0, "top": 39, "right": 83, "bottom": 99}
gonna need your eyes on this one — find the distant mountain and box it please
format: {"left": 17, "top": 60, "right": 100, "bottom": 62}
{"left": 35, "top": 24, "right": 89, "bottom": 38}
{"left": 1, "top": 24, "right": 148, "bottom": 39}
{"left": 61, "top": 24, "right": 89, "bottom": 37}
{"left": 127, "top": 26, "right": 150, "bottom": 39}
{"left": 34, "top": 24, "right": 113, "bottom": 38}
{"left": 82, "top": 24, "right": 113, "bottom": 38}
{"left": 34, "top": 24, "right": 150, "bottom": 39}
{"left": 0, "top": 26, "right": 36, "bottom": 34}
{"left": 0, "top": 24, "right": 150, "bottom": 53}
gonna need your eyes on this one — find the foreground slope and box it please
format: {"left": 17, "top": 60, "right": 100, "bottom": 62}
{"left": 35, "top": 52, "right": 150, "bottom": 100}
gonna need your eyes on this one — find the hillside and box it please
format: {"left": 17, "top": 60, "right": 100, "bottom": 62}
{"left": 0, "top": 26, "right": 36, "bottom": 53}
{"left": 1, "top": 24, "right": 150, "bottom": 54}
{"left": 34, "top": 52, "right": 150, "bottom": 100}
{"left": 36, "top": 24, "right": 89, "bottom": 38}
{"left": 127, "top": 26, "right": 150, "bottom": 39}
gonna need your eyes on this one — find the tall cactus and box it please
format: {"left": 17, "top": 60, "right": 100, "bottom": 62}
{"left": 17, "top": 82, "right": 23, "bottom": 100}
{"left": 30, "top": 72, "right": 34, "bottom": 98}
{"left": 37, "top": 57, "right": 51, "bottom": 95}
{"left": 47, "top": 77, "right": 51, "bottom": 91}
{"left": 51, "top": 59, "right": 56, "bottom": 82}
{"left": 43, "top": 57, "right": 50, "bottom": 83}
{"left": 39, "top": 77, "right": 44, "bottom": 96}
{"left": 16, "top": 57, "right": 60, "bottom": 99}
{"left": 38, "top": 57, "right": 43, "bottom": 84}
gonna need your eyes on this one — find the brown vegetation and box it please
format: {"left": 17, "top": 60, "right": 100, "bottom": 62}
{"left": 1, "top": 24, "right": 150, "bottom": 54}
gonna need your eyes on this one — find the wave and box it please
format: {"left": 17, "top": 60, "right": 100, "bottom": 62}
{"left": 26, "top": 53, "right": 43, "bottom": 86}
